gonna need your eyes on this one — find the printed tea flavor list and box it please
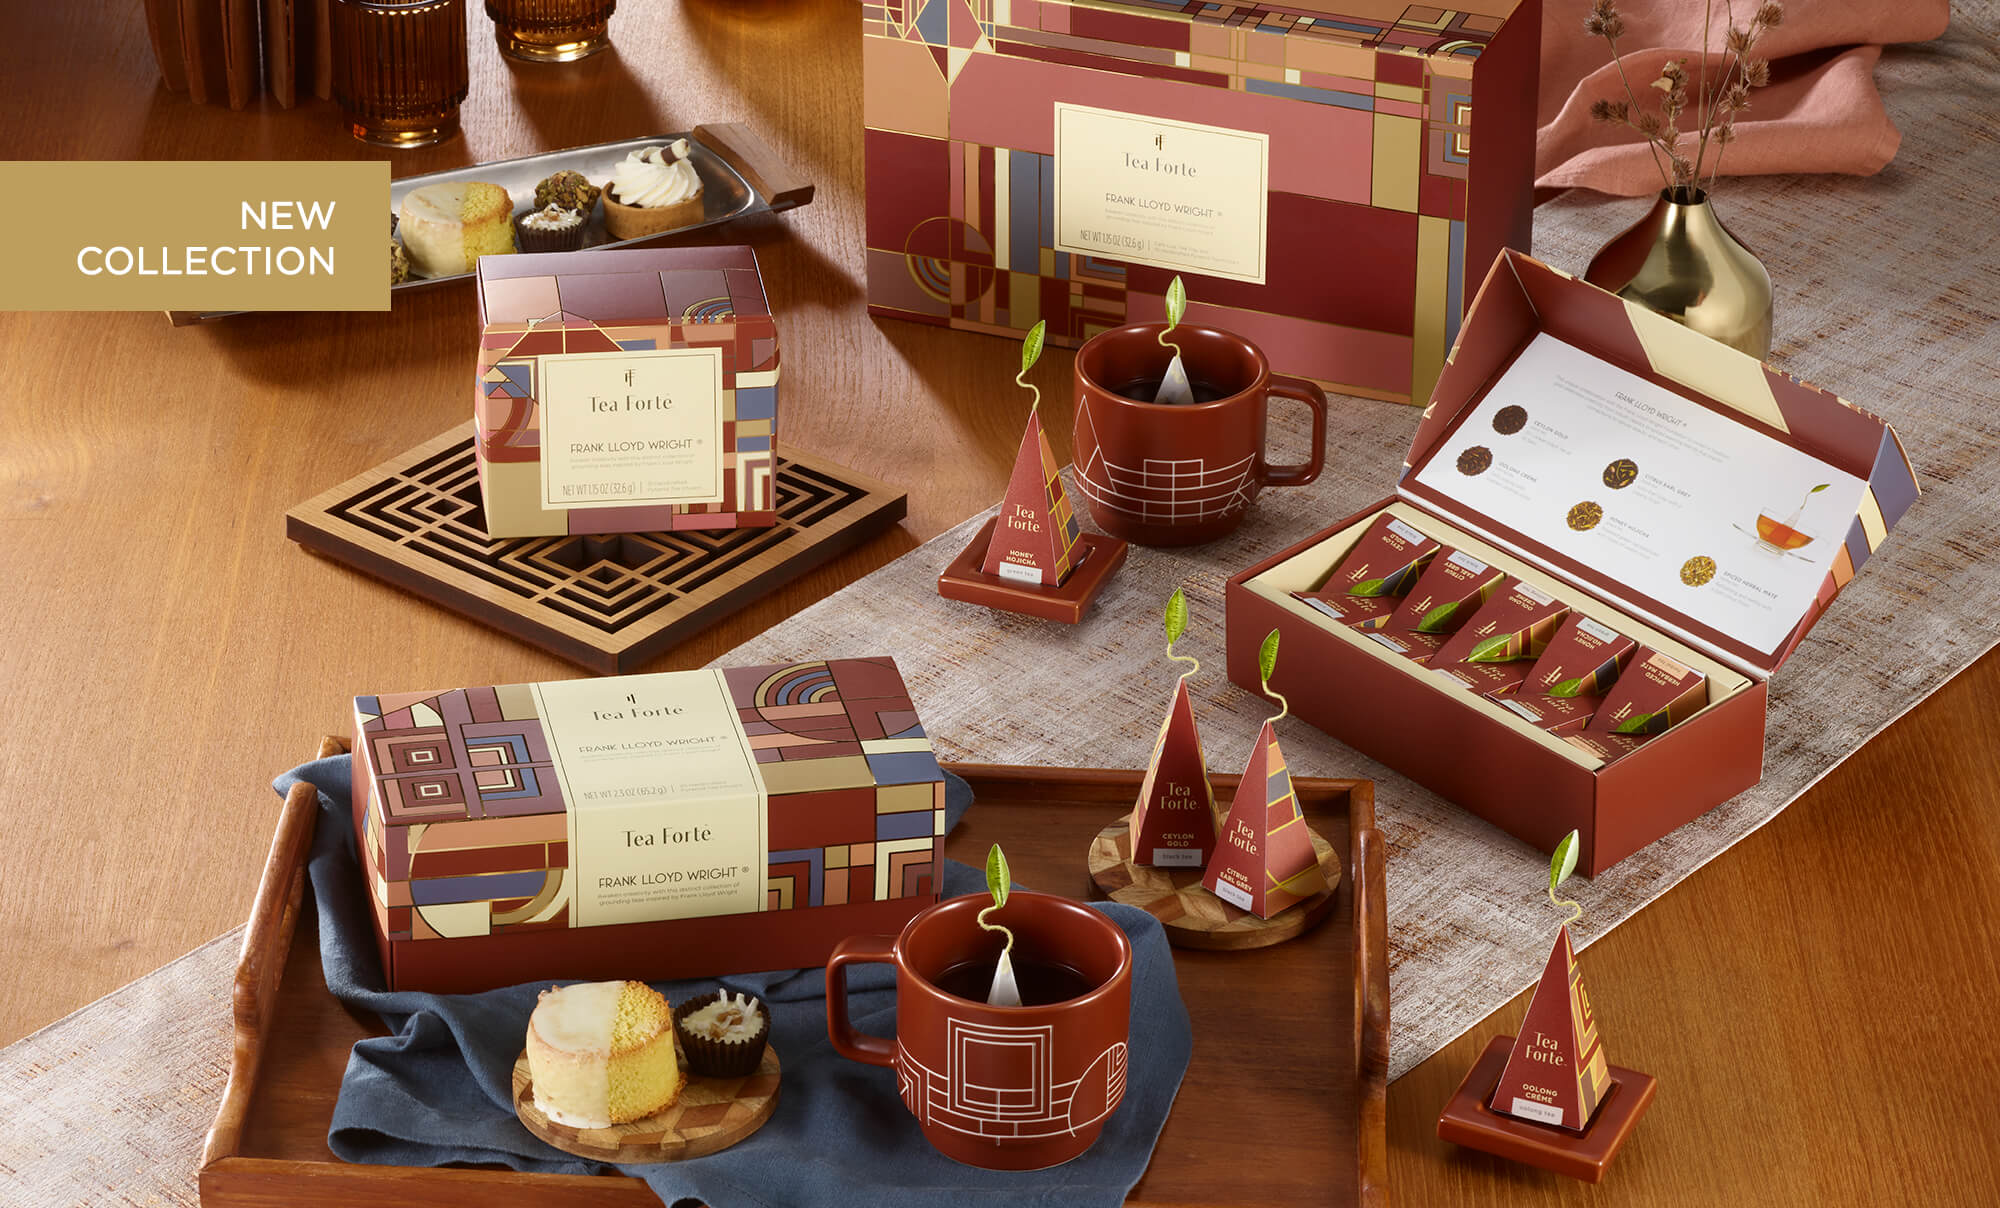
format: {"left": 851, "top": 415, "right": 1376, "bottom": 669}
{"left": 1411, "top": 334, "right": 1866, "bottom": 659}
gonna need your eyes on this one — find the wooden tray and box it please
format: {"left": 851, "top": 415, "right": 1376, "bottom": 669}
{"left": 285, "top": 425, "right": 907, "bottom": 673}
{"left": 199, "top": 740, "right": 1388, "bottom": 1207}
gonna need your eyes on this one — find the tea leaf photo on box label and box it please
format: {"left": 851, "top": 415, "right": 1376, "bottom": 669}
{"left": 1417, "top": 601, "right": 1462, "bottom": 632}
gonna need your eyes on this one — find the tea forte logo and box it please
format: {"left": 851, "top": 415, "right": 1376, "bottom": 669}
{"left": 75, "top": 200, "right": 338, "bottom": 278}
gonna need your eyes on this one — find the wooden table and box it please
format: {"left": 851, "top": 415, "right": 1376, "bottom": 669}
{"left": 3, "top": 2, "right": 1994, "bottom": 1204}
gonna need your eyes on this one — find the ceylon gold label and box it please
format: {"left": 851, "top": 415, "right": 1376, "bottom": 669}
{"left": 1051, "top": 103, "right": 1269, "bottom": 285}
{"left": 0, "top": 161, "right": 389, "bottom": 312}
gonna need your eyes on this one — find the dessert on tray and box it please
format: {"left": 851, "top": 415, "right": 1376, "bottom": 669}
{"left": 603, "top": 140, "right": 705, "bottom": 238}
{"left": 672, "top": 990, "right": 771, "bottom": 1077}
{"left": 515, "top": 203, "right": 586, "bottom": 252}
{"left": 525, "top": 980, "right": 686, "bottom": 1128}
{"left": 397, "top": 181, "right": 517, "bottom": 277}
{"left": 533, "top": 168, "right": 601, "bottom": 216}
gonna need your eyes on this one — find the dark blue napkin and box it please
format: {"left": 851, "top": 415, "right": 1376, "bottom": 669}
{"left": 275, "top": 755, "right": 1191, "bottom": 1208}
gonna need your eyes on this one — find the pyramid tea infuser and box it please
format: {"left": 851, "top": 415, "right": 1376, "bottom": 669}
{"left": 1129, "top": 589, "right": 1218, "bottom": 869}
{"left": 1437, "top": 830, "right": 1656, "bottom": 1181}
{"left": 938, "top": 320, "right": 1127, "bottom": 622}
{"left": 1201, "top": 630, "right": 1327, "bottom": 919}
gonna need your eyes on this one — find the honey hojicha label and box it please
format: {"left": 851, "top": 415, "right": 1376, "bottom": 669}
{"left": 1296, "top": 513, "right": 1441, "bottom": 628}
{"left": 1429, "top": 581, "right": 1571, "bottom": 694}
{"left": 1495, "top": 614, "right": 1637, "bottom": 732}
{"left": 1364, "top": 547, "right": 1506, "bottom": 662}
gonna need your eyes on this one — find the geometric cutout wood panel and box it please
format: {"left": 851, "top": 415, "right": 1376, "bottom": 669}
{"left": 287, "top": 423, "right": 907, "bottom": 673}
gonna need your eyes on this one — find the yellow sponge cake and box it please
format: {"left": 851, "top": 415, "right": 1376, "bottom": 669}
{"left": 398, "top": 181, "right": 516, "bottom": 278}
{"left": 525, "top": 980, "right": 685, "bottom": 1128}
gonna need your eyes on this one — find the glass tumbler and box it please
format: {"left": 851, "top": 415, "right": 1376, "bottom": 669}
{"left": 330, "top": 0, "right": 470, "bottom": 148}
{"left": 485, "top": 0, "right": 617, "bottom": 62}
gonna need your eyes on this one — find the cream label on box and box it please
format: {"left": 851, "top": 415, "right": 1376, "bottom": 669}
{"left": 531, "top": 672, "right": 767, "bottom": 927}
{"left": 1412, "top": 333, "right": 1867, "bottom": 656}
{"left": 537, "top": 347, "right": 727, "bottom": 510}
{"left": 1052, "top": 103, "right": 1269, "bottom": 285}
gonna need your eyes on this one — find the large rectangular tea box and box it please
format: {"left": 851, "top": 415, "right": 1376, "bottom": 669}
{"left": 861, "top": 0, "right": 1541, "bottom": 403}
{"left": 473, "top": 246, "right": 780, "bottom": 538}
{"left": 352, "top": 657, "right": 943, "bottom": 992}
{"left": 1225, "top": 250, "right": 1919, "bottom": 875}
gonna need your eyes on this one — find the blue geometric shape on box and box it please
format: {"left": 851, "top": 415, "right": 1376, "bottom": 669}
{"left": 736, "top": 385, "right": 777, "bottom": 422}
{"left": 867, "top": 749, "right": 945, "bottom": 787}
{"left": 499, "top": 364, "right": 534, "bottom": 395}
{"left": 410, "top": 869, "right": 547, "bottom": 906}
{"left": 616, "top": 338, "right": 658, "bottom": 351}
{"left": 769, "top": 846, "right": 825, "bottom": 907}
{"left": 876, "top": 810, "right": 933, "bottom": 842}
{"left": 736, "top": 435, "right": 771, "bottom": 452}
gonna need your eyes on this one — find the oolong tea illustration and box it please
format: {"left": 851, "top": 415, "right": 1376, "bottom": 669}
{"left": 1458, "top": 446, "right": 1493, "bottom": 475}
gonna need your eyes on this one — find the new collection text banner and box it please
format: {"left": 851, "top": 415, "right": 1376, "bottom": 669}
{"left": 0, "top": 161, "right": 389, "bottom": 312}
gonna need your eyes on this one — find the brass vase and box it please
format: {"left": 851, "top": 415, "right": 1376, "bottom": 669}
{"left": 1585, "top": 187, "right": 1773, "bottom": 359}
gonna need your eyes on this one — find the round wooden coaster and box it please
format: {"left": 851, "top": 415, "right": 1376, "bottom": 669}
{"left": 513, "top": 1035, "right": 780, "bottom": 1163}
{"left": 1087, "top": 814, "right": 1342, "bottom": 950}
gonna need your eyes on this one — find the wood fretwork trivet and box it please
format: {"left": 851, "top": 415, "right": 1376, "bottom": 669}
{"left": 1087, "top": 813, "right": 1341, "bottom": 950}
{"left": 287, "top": 424, "right": 906, "bottom": 672}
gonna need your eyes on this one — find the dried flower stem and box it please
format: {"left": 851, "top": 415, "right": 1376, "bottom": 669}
{"left": 1603, "top": 30, "right": 1671, "bottom": 185}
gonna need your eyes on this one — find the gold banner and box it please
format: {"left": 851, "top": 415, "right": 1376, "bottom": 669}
{"left": 0, "top": 161, "right": 390, "bottom": 312}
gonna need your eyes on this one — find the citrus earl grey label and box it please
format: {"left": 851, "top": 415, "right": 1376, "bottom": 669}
{"left": 531, "top": 671, "right": 767, "bottom": 927}
{"left": 1052, "top": 103, "right": 1269, "bottom": 285}
{"left": 537, "top": 346, "right": 726, "bottom": 510}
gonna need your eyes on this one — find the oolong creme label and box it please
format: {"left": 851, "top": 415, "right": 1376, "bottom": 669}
{"left": 537, "top": 347, "right": 726, "bottom": 510}
{"left": 1051, "top": 103, "right": 1269, "bottom": 285}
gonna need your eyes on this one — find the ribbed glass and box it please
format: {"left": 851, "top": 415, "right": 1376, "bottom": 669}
{"left": 331, "top": 0, "right": 470, "bottom": 148}
{"left": 486, "top": 0, "right": 616, "bottom": 62}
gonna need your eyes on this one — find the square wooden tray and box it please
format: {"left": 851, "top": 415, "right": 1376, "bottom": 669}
{"left": 198, "top": 738, "right": 1388, "bottom": 1206}
{"left": 286, "top": 427, "right": 908, "bottom": 674}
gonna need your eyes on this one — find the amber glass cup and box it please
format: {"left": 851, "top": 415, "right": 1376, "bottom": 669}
{"left": 486, "top": 0, "right": 616, "bottom": 62}
{"left": 330, "top": 0, "right": 470, "bottom": 148}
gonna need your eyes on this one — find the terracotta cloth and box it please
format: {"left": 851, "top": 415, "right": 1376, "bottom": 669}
{"left": 1537, "top": 0, "right": 1952, "bottom": 194}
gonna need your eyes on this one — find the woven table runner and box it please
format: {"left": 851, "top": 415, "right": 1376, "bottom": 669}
{"left": 6, "top": 10, "right": 1997, "bottom": 1204}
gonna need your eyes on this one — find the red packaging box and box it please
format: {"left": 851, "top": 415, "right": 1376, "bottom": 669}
{"left": 1225, "top": 250, "right": 1918, "bottom": 875}
{"left": 473, "top": 246, "right": 780, "bottom": 539}
{"left": 860, "top": 0, "right": 1541, "bottom": 404}
{"left": 352, "top": 657, "right": 943, "bottom": 992}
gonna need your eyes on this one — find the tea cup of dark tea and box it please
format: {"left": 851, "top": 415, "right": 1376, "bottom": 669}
{"left": 1072, "top": 322, "right": 1328, "bottom": 546}
{"left": 826, "top": 891, "right": 1133, "bottom": 1169}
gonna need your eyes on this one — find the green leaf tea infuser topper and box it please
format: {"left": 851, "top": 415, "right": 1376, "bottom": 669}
{"left": 1153, "top": 276, "right": 1196, "bottom": 406}
{"left": 980, "top": 843, "right": 1021, "bottom": 1006}
{"left": 1548, "top": 829, "right": 1582, "bottom": 928}
{"left": 1016, "top": 319, "right": 1047, "bottom": 414}
{"left": 1164, "top": 587, "right": 1198, "bottom": 685}
{"left": 1258, "top": 628, "right": 1288, "bottom": 725}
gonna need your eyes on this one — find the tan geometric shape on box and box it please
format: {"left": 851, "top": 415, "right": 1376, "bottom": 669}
{"left": 512, "top": 1038, "right": 780, "bottom": 1162}
{"left": 757, "top": 754, "right": 875, "bottom": 796}
{"left": 1086, "top": 814, "right": 1340, "bottom": 951}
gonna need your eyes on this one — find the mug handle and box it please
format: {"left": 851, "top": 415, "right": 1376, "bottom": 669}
{"left": 826, "top": 934, "right": 897, "bottom": 1067}
{"left": 1261, "top": 374, "right": 1328, "bottom": 488}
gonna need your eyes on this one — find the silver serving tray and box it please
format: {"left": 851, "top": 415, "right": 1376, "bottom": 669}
{"left": 169, "top": 123, "right": 813, "bottom": 325}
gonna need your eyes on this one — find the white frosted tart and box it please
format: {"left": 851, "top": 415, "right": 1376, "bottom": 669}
{"left": 525, "top": 980, "right": 684, "bottom": 1128}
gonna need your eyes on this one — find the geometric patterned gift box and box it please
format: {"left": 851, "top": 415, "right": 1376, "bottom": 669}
{"left": 351, "top": 657, "right": 944, "bottom": 992}
{"left": 473, "top": 246, "right": 780, "bottom": 537}
{"left": 862, "top": 0, "right": 1539, "bottom": 404}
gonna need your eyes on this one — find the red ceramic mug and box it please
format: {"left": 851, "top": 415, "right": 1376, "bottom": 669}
{"left": 826, "top": 892, "right": 1134, "bottom": 1170}
{"left": 1072, "top": 323, "right": 1328, "bottom": 546}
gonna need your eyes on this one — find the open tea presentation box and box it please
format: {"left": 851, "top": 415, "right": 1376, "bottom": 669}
{"left": 1227, "top": 250, "right": 1919, "bottom": 875}
{"left": 352, "top": 658, "right": 946, "bottom": 993}
{"left": 861, "top": 0, "right": 1540, "bottom": 404}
